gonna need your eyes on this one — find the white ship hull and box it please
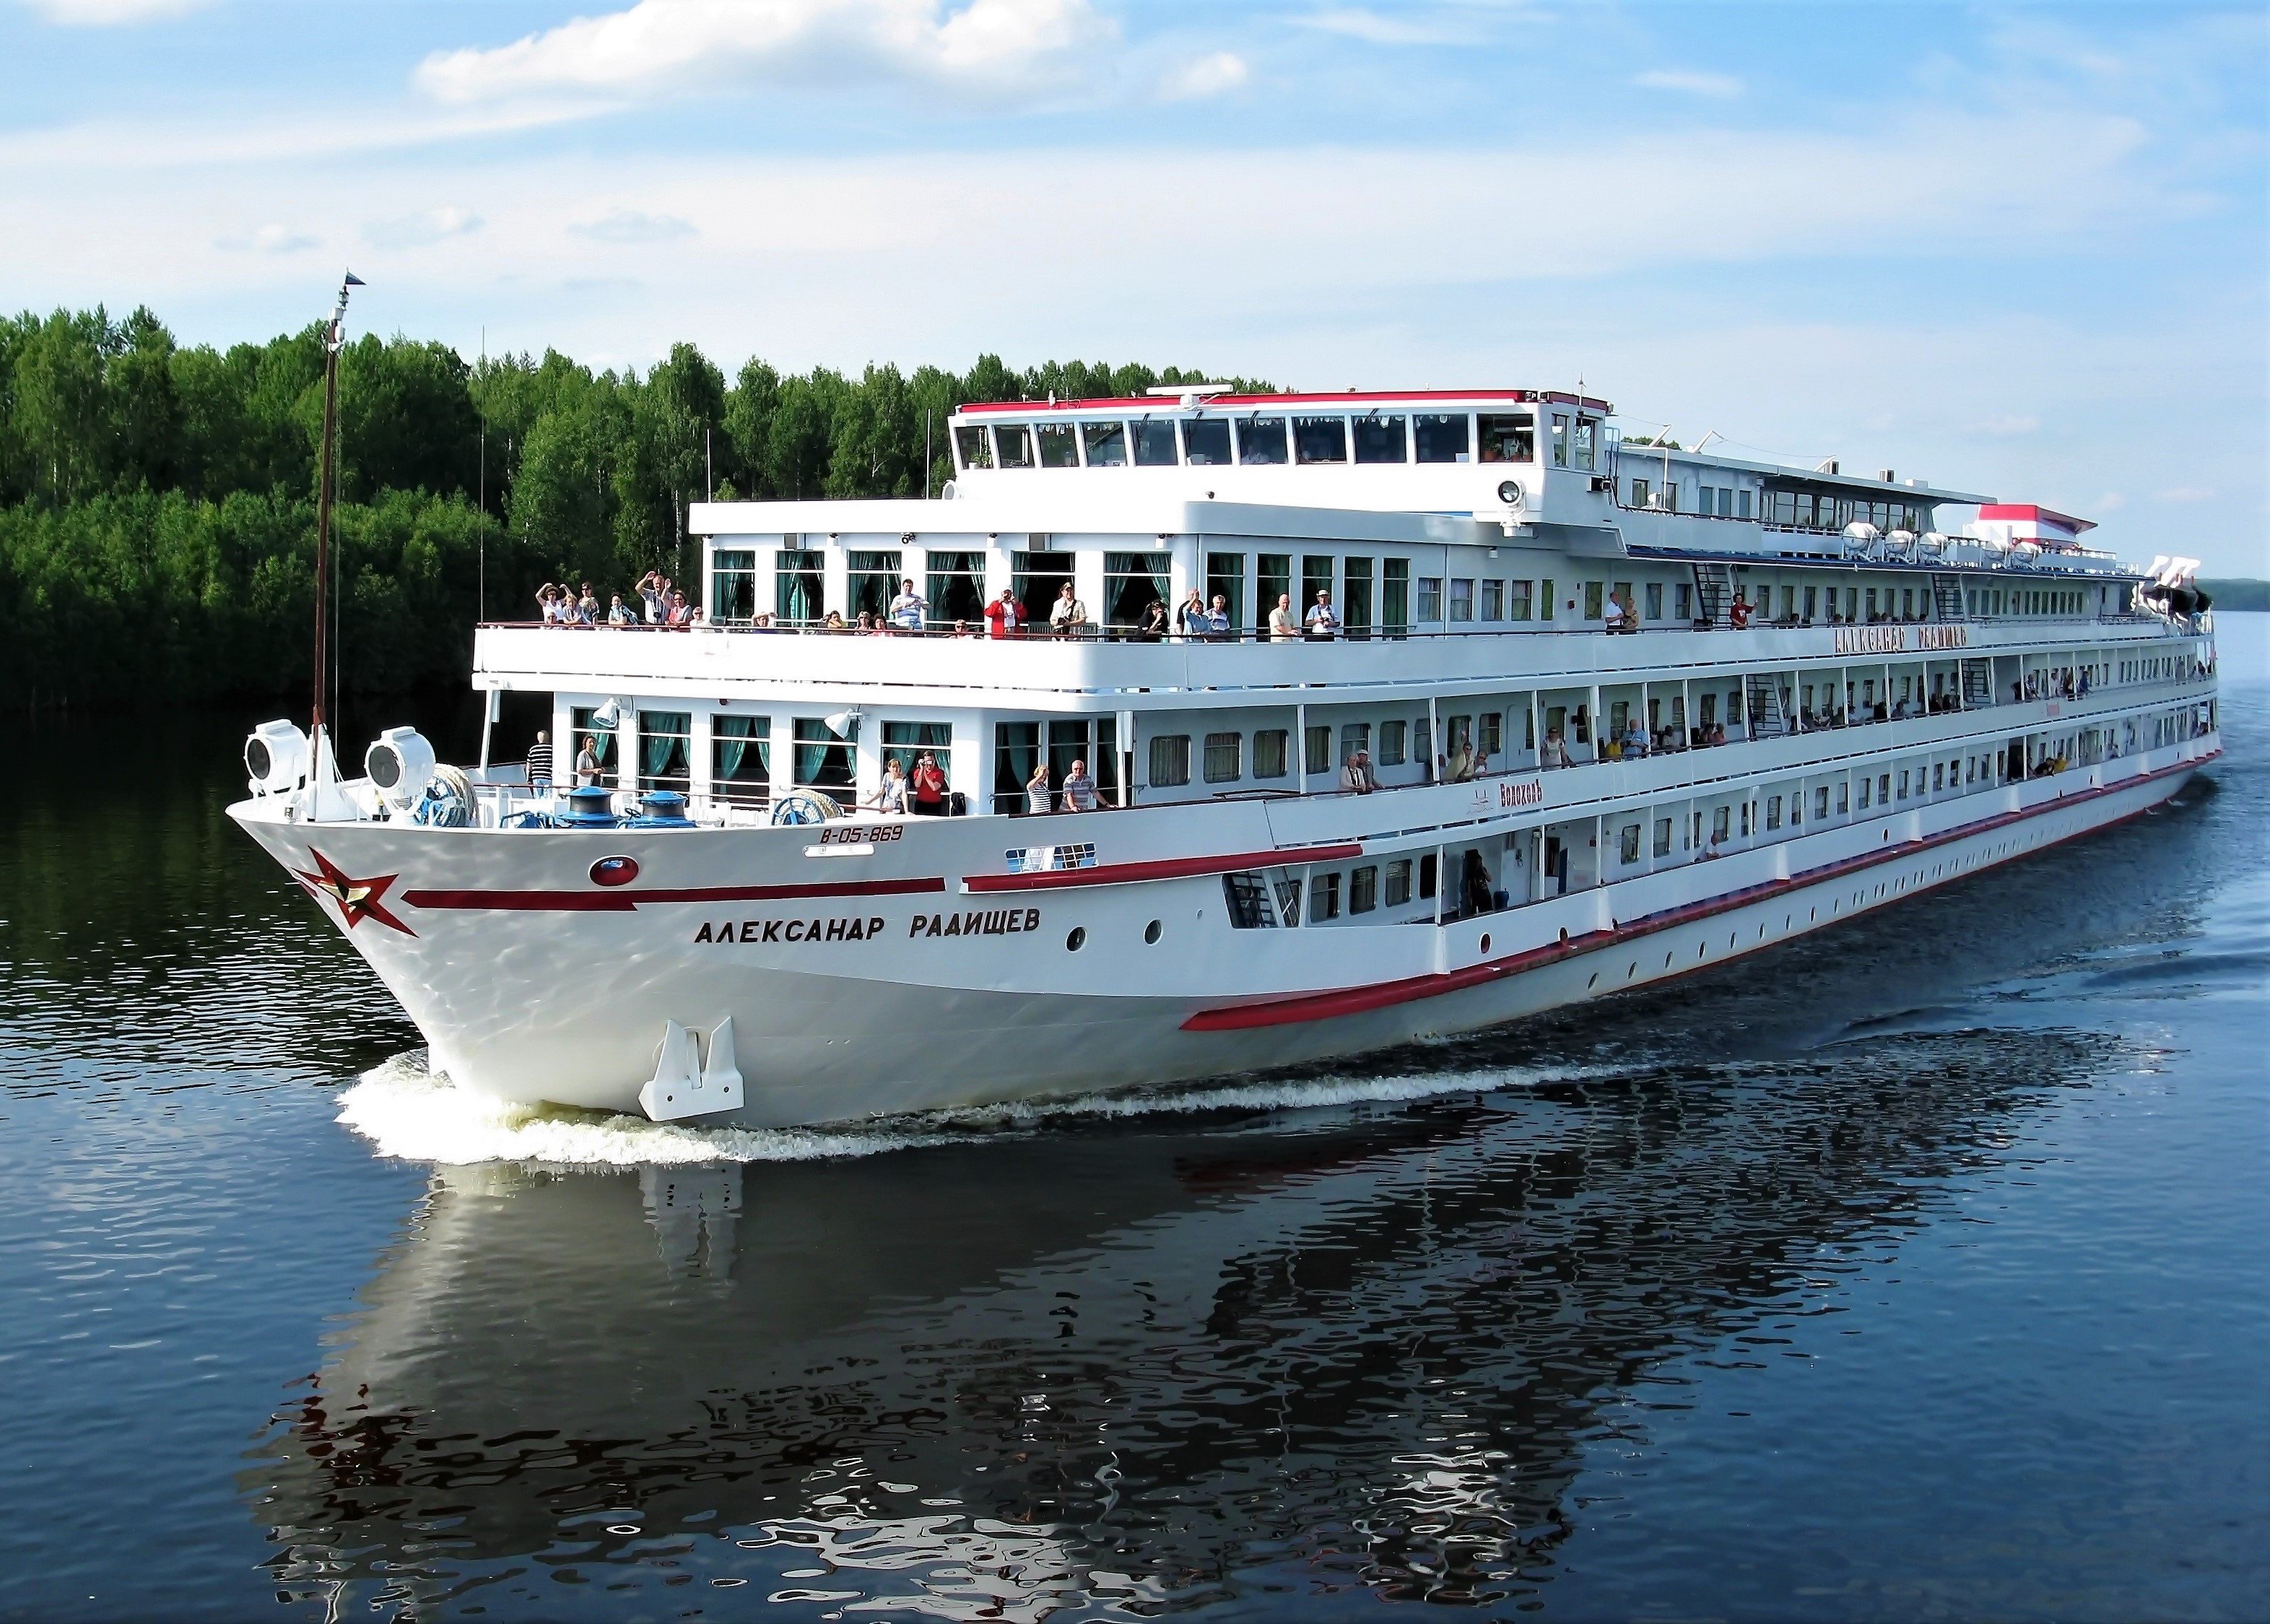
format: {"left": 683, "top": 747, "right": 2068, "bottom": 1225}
{"left": 232, "top": 742, "right": 2209, "bottom": 1128}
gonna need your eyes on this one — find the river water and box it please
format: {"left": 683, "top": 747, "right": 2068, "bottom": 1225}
{"left": 1, "top": 621, "right": 2264, "bottom": 1623}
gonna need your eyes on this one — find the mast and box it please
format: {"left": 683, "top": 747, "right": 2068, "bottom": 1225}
{"left": 312, "top": 271, "right": 363, "bottom": 751}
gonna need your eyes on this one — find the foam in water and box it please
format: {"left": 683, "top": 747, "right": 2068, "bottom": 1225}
{"left": 335, "top": 1051, "right": 1564, "bottom": 1168}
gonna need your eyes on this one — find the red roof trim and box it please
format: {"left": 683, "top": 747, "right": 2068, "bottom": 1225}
{"left": 955, "top": 390, "right": 1604, "bottom": 417}
{"left": 1977, "top": 503, "right": 2096, "bottom": 534}
{"left": 963, "top": 842, "right": 1363, "bottom": 893}
{"left": 1180, "top": 753, "right": 2209, "bottom": 1032}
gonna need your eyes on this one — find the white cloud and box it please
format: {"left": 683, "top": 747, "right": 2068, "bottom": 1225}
{"left": 1966, "top": 414, "right": 2041, "bottom": 435}
{"left": 570, "top": 208, "right": 697, "bottom": 243}
{"left": 365, "top": 205, "right": 484, "bottom": 249}
{"left": 1632, "top": 69, "right": 1743, "bottom": 99}
{"left": 1158, "top": 51, "right": 1247, "bottom": 103}
{"left": 414, "top": 0, "right": 1116, "bottom": 106}
{"left": 2093, "top": 491, "right": 2128, "bottom": 511}
{"left": 214, "top": 223, "right": 318, "bottom": 255}
{"left": 2155, "top": 485, "right": 2215, "bottom": 503}
{"left": 1293, "top": 6, "right": 1473, "bottom": 46}
{"left": 17, "top": 0, "right": 204, "bottom": 23}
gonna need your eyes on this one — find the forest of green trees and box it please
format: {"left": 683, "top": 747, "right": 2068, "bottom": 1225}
{"left": 0, "top": 303, "right": 1259, "bottom": 708}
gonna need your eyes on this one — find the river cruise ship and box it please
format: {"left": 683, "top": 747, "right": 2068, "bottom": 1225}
{"left": 231, "top": 387, "right": 2222, "bottom": 1128}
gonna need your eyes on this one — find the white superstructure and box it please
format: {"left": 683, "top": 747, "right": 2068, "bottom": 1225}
{"left": 231, "top": 387, "right": 2222, "bottom": 1129}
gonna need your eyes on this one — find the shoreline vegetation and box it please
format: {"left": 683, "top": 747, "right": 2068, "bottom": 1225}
{"left": 0, "top": 303, "right": 1264, "bottom": 709}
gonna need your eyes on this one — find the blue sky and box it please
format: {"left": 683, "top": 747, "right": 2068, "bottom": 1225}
{"left": 3, "top": 0, "right": 2264, "bottom": 574}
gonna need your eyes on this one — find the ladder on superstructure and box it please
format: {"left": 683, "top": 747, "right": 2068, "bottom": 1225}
{"left": 1961, "top": 657, "right": 1994, "bottom": 708}
{"left": 1930, "top": 572, "right": 1967, "bottom": 622}
{"left": 1742, "top": 671, "right": 1789, "bottom": 737}
{"left": 1692, "top": 561, "right": 1735, "bottom": 628}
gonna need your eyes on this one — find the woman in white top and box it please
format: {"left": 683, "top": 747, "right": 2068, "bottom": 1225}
{"left": 866, "top": 758, "right": 911, "bottom": 815}
{"left": 1025, "top": 760, "right": 1054, "bottom": 815}
{"left": 1049, "top": 583, "right": 1087, "bottom": 635}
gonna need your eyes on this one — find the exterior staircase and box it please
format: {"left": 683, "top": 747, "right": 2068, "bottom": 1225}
{"left": 1743, "top": 671, "right": 1788, "bottom": 737}
{"left": 1692, "top": 561, "right": 1734, "bottom": 628}
{"left": 1930, "top": 572, "right": 1967, "bottom": 622}
{"left": 1962, "top": 658, "right": 1994, "bottom": 708}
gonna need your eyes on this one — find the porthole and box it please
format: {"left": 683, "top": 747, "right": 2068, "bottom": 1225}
{"left": 1479, "top": 934, "right": 1492, "bottom": 954}
{"left": 1144, "top": 919, "right": 1162, "bottom": 945}
{"left": 1066, "top": 926, "right": 1086, "bottom": 952}
{"left": 590, "top": 855, "right": 640, "bottom": 887}
{"left": 1587, "top": 972, "right": 1599, "bottom": 989}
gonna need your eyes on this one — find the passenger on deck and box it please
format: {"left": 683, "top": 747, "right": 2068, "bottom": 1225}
{"left": 1305, "top": 589, "right": 1340, "bottom": 639}
{"left": 866, "top": 758, "right": 911, "bottom": 815}
{"left": 1206, "top": 595, "right": 1232, "bottom": 639}
{"left": 606, "top": 593, "right": 637, "bottom": 627}
{"left": 666, "top": 591, "right": 694, "bottom": 628}
{"left": 1176, "top": 589, "right": 1207, "bottom": 638}
{"left": 574, "top": 735, "right": 601, "bottom": 788}
{"left": 1050, "top": 582, "right": 1089, "bottom": 636}
{"left": 1025, "top": 760, "right": 1053, "bottom": 814}
{"left": 824, "top": 610, "right": 846, "bottom": 631}
{"left": 1448, "top": 738, "right": 1475, "bottom": 781}
{"left": 855, "top": 611, "right": 877, "bottom": 633}
{"left": 889, "top": 578, "right": 928, "bottom": 631}
{"left": 1136, "top": 599, "right": 1169, "bottom": 641}
{"left": 1540, "top": 728, "right": 1570, "bottom": 769}
{"left": 1341, "top": 750, "right": 1378, "bottom": 794}
{"left": 525, "top": 730, "right": 553, "bottom": 789}
{"left": 1461, "top": 851, "right": 1495, "bottom": 916}
{"left": 1621, "top": 717, "right": 1648, "bottom": 757}
{"left": 1269, "top": 594, "right": 1297, "bottom": 641}
{"left": 1728, "top": 592, "right": 1753, "bottom": 630}
{"left": 912, "top": 752, "right": 950, "bottom": 815}
{"left": 1061, "top": 758, "right": 1097, "bottom": 812}
{"left": 577, "top": 585, "right": 601, "bottom": 625}
{"left": 986, "top": 588, "right": 1022, "bottom": 638}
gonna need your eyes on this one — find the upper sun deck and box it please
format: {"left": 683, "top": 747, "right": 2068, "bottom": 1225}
{"left": 939, "top": 388, "right": 1996, "bottom": 537}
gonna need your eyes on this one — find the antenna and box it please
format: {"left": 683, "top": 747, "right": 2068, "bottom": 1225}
{"left": 477, "top": 324, "right": 486, "bottom": 624}
{"left": 311, "top": 269, "right": 363, "bottom": 758}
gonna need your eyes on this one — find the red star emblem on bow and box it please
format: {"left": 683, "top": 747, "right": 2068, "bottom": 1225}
{"left": 294, "top": 848, "right": 415, "bottom": 937}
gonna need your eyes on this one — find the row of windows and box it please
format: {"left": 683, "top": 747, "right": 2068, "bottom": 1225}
{"left": 952, "top": 409, "right": 1601, "bottom": 473}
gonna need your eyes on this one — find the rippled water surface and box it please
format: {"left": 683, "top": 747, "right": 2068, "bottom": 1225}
{"left": 2, "top": 623, "right": 2266, "bottom": 1622}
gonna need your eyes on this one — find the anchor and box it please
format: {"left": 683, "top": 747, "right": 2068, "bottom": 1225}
{"left": 638, "top": 1017, "right": 745, "bottom": 1122}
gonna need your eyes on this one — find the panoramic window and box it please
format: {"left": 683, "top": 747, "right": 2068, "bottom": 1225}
{"left": 710, "top": 549, "right": 757, "bottom": 622}
{"left": 792, "top": 718, "right": 856, "bottom": 797}
{"left": 882, "top": 721, "right": 952, "bottom": 783}
{"left": 1036, "top": 422, "right": 1079, "bottom": 468}
{"left": 1183, "top": 417, "right": 1232, "bottom": 466}
{"left": 993, "top": 424, "right": 1035, "bottom": 469}
{"left": 637, "top": 711, "right": 692, "bottom": 793}
{"left": 1082, "top": 420, "right": 1128, "bottom": 467}
{"left": 1132, "top": 420, "right": 1178, "bottom": 466}
{"left": 1235, "top": 416, "right": 1289, "bottom": 465}
{"left": 1353, "top": 414, "right": 1408, "bottom": 464}
{"left": 710, "top": 713, "right": 770, "bottom": 806}
{"left": 1477, "top": 412, "right": 1535, "bottom": 462}
{"left": 1383, "top": 559, "right": 1410, "bottom": 635}
{"left": 1414, "top": 413, "right": 1471, "bottom": 464}
{"left": 1294, "top": 416, "right": 1349, "bottom": 464}
{"left": 848, "top": 550, "right": 902, "bottom": 621}
{"left": 953, "top": 425, "right": 992, "bottom": 469}
{"left": 776, "top": 548, "right": 822, "bottom": 622}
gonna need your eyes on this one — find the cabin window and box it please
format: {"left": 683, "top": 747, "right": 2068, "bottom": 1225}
{"left": 1802, "top": 585, "right": 1817, "bottom": 621}
{"left": 1643, "top": 581, "right": 1663, "bottom": 621}
{"left": 776, "top": 549, "right": 822, "bottom": 623}
{"left": 1204, "top": 731, "right": 1242, "bottom": 783}
{"left": 1294, "top": 416, "right": 1349, "bottom": 464}
{"left": 1148, "top": 734, "right": 1191, "bottom": 788}
{"left": 1478, "top": 412, "right": 1535, "bottom": 462}
{"left": 792, "top": 718, "right": 856, "bottom": 799}
{"left": 994, "top": 721, "right": 1040, "bottom": 815}
{"left": 1082, "top": 420, "right": 1128, "bottom": 467}
{"left": 1386, "top": 859, "right": 1412, "bottom": 906}
{"left": 1205, "top": 552, "right": 1245, "bottom": 631}
{"left": 1510, "top": 580, "right": 1534, "bottom": 621}
{"left": 1550, "top": 414, "right": 1570, "bottom": 467}
{"left": 1014, "top": 550, "right": 1074, "bottom": 625}
{"left": 1619, "top": 823, "right": 1642, "bottom": 864}
{"left": 1838, "top": 782, "right": 1850, "bottom": 813}
{"left": 1765, "top": 796, "right": 1782, "bottom": 831}
{"left": 1845, "top": 586, "right": 1859, "bottom": 621}
{"left": 1583, "top": 581, "right": 1604, "bottom": 621}
{"left": 927, "top": 550, "right": 985, "bottom": 628}
{"left": 1353, "top": 414, "right": 1408, "bottom": 464}
{"left": 1305, "top": 725, "right": 1332, "bottom": 776}
{"left": 1449, "top": 578, "right": 1475, "bottom": 622}
{"left": 1340, "top": 723, "right": 1370, "bottom": 769}
{"left": 1481, "top": 579, "right": 1505, "bottom": 621}
{"left": 1419, "top": 853, "right": 1438, "bottom": 900}
{"left": 1417, "top": 577, "right": 1443, "bottom": 622}
{"left": 1254, "top": 729, "right": 1290, "bottom": 779}
{"left": 1778, "top": 585, "right": 1796, "bottom": 620}
{"left": 1902, "top": 587, "right": 1916, "bottom": 619}
{"left": 1895, "top": 770, "right": 1907, "bottom": 802}
{"left": 1379, "top": 718, "right": 1407, "bottom": 765}
{"left": 1737, "top": 490, "right": 1752, "bottom": 519}
{"left": 1631, "top": 477, "right": 1651, "bottom": 508}
{"left": 1932, "top": 762, "right": 1944, "bottom": 792}
{"left": 953, "top": 425, "right": 992, "bottom": 469}
{"left": 1416, "top": 716, "right": 1433, "bottom": 766}
{"left": 1303, "top": 556, "right": 1336, "bottom": 619}
{"left": 1183, "top": 417, "right": 1232, "bottom": 466}
{"left": 1037, "top": 422, "right": 1079, "bottom": 468}
{"left": 1858, "top": 776, "right": 1872, "bottom": 809}
{"left": 1713, "top": 807, "right": 1731, "bottom": 841}
{"left": 1105, "top": 552, "right": 1172, "bottom": 631}
{"left": 882, "top": 721, "right": 953, "bottom": 792}
{"left": 1344, "top": 556, "right": 1374, "bottom": 636}
{"left": 570, "top": 705, "right": 618, "bottom": 787}
{"left": 1740, "top": 802, "right": 1752, "bottom": 837}
{"left": 710, "top": 713, "right": 770, "bottom": 806}
{"left": 1383, "top": 558, "right": 1411, "bottom": 635}
{"left": 1414, "top": 412, "right": 1471, "bottom": 464}
{"left": 1310, "top": 871, "right": 1341, "bottom": 922}
{"left": 1131, "top": 419, "right": 1178, "bottom": 466}
{"left": 1349, "top": 864, "right": 1378, "bottom": 914}
{"left": 993, "top": 424, "right": 1035, "bottom": 469}
{"left": 633, "top": 711, "right": 692, "bottom": 794}
{"left": 1653, "top": 817, "right": 1673, "bottom": 858}
{"left": 1480, "top": 713, "right": 1502, "bottom": 756}
{"left": 1258, "top": 554, "right": 1292, "bottom": 633}
{"left": 1235, "top": 415, "right": 1289, "bottom": 465}
{"left": 848, "top": 550, "right": 902, "bottom": 622}
{"left": 710, "top": 550, "right": 757, "bottom": 622}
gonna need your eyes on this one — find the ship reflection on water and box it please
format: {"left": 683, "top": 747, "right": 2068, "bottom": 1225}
{"left": 245, "top": 1028, "right": 2121, "bottom": 1617}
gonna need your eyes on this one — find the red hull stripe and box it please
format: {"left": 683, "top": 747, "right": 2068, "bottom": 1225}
{"left": 965, "top": 843, "right": 1364, "bottom": 893}
{"left": 1181, "top": 752, "right": 2212, "bottom": 1033}
{"left": 402, "top": 877, "right": 947, "bottom": 913}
